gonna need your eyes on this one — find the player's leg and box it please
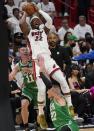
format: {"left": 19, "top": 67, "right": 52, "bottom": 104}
{"left": 37, "top": 55, "right": 74, "bottom": 117}
{"left": 37, "top": 55, "right": 72, "bottom": 108}
{"left": 36, "top": 76, "right": 48, "bottom": 129}
{"left": 21, "top": 97, "right": 30, "bottom": 131}
{"left": 51, "top": 69, "right": 72, "bottom": 107}
{"left": 36, "top": 77, "right": 46, "bottom": 115}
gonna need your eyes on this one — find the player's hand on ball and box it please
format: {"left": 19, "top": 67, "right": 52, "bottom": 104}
{"left": 20, "top": 11, "right": 28, "bottom": 18}
{"left": 22, "top": 3, "right": 38, "bottom": 16}
{"left": 32, "top": 3, "right": 39, "bottom": 12}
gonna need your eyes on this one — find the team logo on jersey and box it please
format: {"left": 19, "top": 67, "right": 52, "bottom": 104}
{"left": 31, "top": 30, "right": 43, "bottom": 41}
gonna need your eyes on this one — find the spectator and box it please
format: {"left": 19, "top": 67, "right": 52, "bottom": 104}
{"left": 74, "top": 16, "right": 93, "bottom": 40}
{"left": 37, "top": 0, "right": 56, "bottom": 18}
{"left": 67, "top": 64, "right": 89, "bottom": 118}
{"left": 63, "top": 31, "right": 72, "bottom": 44}
{"left": 5, "top": 0, "right": 17, "bottom": 17}
{"left": 67, "top": 34, "right": 81, "bottom": 56}
{"left": 6, "top": 8, "right": 22, "bottom": 35}
{"left": 13, "top": 32, "right": 26, "bottom": 55}
{"left": 47, "top": 32, "right": 80, "bottom": 73}
{"left": 78, "top": 39, "right": 88, "bottom": 54}
{"left": 85, "top": 64, "right": 94, "bottom": 89}
{"left": 9, "top": 80, "right": 21, "bottom": 124}
{"left": 13, "top": 0, "right": 22, "bottom": 7}
{"left": 58, "top": 19, "right": 74, "bottom": 45}
{"left": 63, "top": 32, "right": 73, "bottom": 75}
{"left": 84, "top": 64, "right": 94, "bottom": 115}
{"left": 91, "top": 38, "right": 94, "bottom": 50}
{"left": 48, "top": 32, "right": 66, "bottom": 72}
{"left": 85, "top": 32, "right": 93, "bottom": 52}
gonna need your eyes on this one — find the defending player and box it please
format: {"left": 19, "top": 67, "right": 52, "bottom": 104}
{"left": 38, "top": 57, "right": 79, "bottom": 131}
{"left": 47, "top": 87, "right": 79, "bottom": 131}
{"left": 19, "top": 4, "right": 74, "bottom": 129}
{"left": 9, "top": 45, "right": 38, "bottom": 131}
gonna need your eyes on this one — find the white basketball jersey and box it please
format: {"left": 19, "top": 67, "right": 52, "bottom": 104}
{"left": 28, "top": 28, "right": 51, "bottom": 59}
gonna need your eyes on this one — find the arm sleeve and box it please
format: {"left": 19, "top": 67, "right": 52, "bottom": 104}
{"left": 39, "top": 9, "right": 52, "bottom": 29}
{"left": 40, "top": 72, "right": 53, "bottom": 89}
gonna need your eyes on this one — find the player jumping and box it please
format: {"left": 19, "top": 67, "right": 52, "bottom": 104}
{"left": 19, "top": 4, "right": 74, "bottom": 129}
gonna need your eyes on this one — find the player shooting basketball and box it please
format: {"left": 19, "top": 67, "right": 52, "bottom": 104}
{"left": 19, "top": 3, "right": 74, "bottom": 129}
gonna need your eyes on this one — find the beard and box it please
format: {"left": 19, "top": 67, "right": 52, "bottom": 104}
{"left": 35, "top": 24, "right": 39, "bottom": 29}
{"left": 49, "top": 42, "right": 56, "bottom": 47}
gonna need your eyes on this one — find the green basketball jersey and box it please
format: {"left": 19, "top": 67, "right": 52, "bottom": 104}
{"left": 50, "top": 98, "right": 79, "bottom": 131}
{"left": 19, "top": 60, "right": 36, "bottom": 87}
{"left": 18, "top": 61, "right": 38, "bottom": 105}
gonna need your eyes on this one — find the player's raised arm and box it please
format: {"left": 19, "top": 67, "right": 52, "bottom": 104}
{"left": 9, "top": 65, "right": 19, "bottom": 81}
{"left": 33, "top": 4, "right": 52, "bottom": 34}
{"left": 19, "top": 11, "right": 30, "bottom": 36}
{"left": 38, "top": 9, "right": 52, "bottom": 34}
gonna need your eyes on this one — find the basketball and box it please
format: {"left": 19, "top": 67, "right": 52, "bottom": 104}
{"left": 22, "top": 3, "right": 37, "bottom": 16}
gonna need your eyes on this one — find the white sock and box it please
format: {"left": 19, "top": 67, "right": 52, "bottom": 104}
{"left": 36, "top": 77, "right": 46, "bottom": 116}
{"left": 38, "top": 103, "right": 44, "bottom": 115}
{"left": 65, "top": 95, "right": 72, "bottom": 107}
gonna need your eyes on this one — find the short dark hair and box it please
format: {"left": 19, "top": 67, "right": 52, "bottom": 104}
{"left": 13, "top": 8, "right": 19, "bottom": 14}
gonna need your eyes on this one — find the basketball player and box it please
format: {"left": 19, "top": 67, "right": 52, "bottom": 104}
{"left": 9, "top": 45, "right": 38, "bottom": 131}
{"left": 47, "top": 87, "right": 79, "bottom": 131}
{"left": 38, "top": 56, "right": 79, "bottom": 131}
{"left": 19, "top": 4, "right": 74, "bottom": 129}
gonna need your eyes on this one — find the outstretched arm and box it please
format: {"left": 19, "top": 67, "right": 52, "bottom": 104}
{"left": 40, "top": 72, "right": 53, "bottom": 90}
{"left": 34, "top": 4, "right": 52, "bottom": 34}
{"left": 38, "top": 9, "right": 53, "bottom": 34}
{"left": 9, "top": 65, "right": 19, "bottom": 81}
{"left": 19, "top": 12, "right": 30, "bottom": 36}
